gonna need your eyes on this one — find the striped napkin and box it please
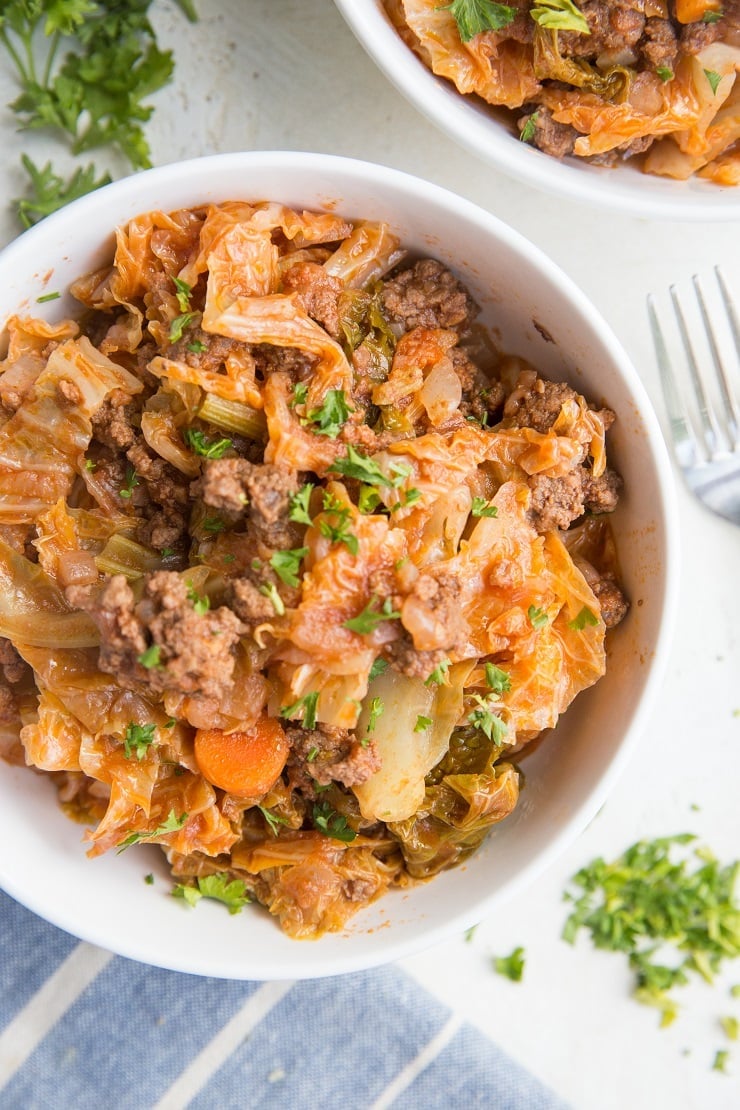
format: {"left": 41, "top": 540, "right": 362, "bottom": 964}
{"left": 0, "top": 889, "right": 568, "bottom": 1109}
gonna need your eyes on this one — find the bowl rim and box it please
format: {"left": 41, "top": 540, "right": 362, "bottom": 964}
{"left": 0, "top": 150, "right": 681, "bottom": 977}
{"left": 334, "top": 0, "right": 740, "bottom": 223}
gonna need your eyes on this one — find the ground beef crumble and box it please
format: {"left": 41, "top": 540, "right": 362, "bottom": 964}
{"left": 286, "top": 725, "right": 381, "bottom": 791}
{"left": 382, "top": 259, "right": 478, "bottom": 334}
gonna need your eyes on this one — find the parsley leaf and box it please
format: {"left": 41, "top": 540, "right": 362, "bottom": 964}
{"left": 182, "top": 427, "right": 233, "bottom": 459}
{"left": 119, "top": 464, "right": 139, "bottom": 500}
{"left": 713, "top": 1049, "right": 729, "bottom": 1073}
{"left": 173, "top": 276, "right": 192, "bottom": 312}
{"left": 468, "top": 695, "right": 508, "bottom": 745}
{"left": 369, "top": 657, "right": 389, "bottom": 682}
{"left": 471, "top": 497, "right": 498, "bottom": 518}
{"left": 186, "top": 583, "right": 210, "bottom": 615}
{"left": 530, "top": 0, "right": 590, "bottom": 34}
{"left": 442, "top": 0, "right": 515, "bottom": 41}
{"left": 269, "top": 547, "right": 309, "bottom": 588}
{"left": 528, "top": 605, "right": 549, "bottom": 629}
{"left": 702, "top": 10, "right": 723, "bottom": 23}
{"left": 485, "top": 662, "right": 511, "bottom": 694}
{"left": 366, "top": 696, "right": 384, "bottom": 733}
{"left": 425, "top": 659, "right": 451, "bottom": 686}
{"left": 344, "top": 596, "right": 401, "bottom": 634}
{"left": 704, "top": 69, "right": 723, "bottom": 95}
{"left": 259, "top": 582, "right": 285, "bottom": 616}
{"left": 567, "top": 606, "right": 599, "bottom": 631}
{"left": 288, "top": 483, "right": 314, "bottom": 526}
{"left": 329, "top": 444, "right": 402, "bottom": 488}
{"left": 138, "top": 644, "right": 162, "bottom": 669}
{"left": 656, "top": 66, "right": 673, "bottom": 82}
{"left": 169, "top": 311, "right": 200, "bottom": 343}
{"left": 117, "top": 809, "right": 187, "bottom": 852}
{"left": 122, "top": 721, "right": 156, "bottom": 761}
{"left": 303, "top": 389, "right": 352, "bottom": 438}
{"left": 493, "top": 946, "right": 526, "bottom": 981}
{"left": 280, "top": 691, "right": 320, "bottom": 730}
{"left": 173, "top": 872, "right": 251, "bottom": 914}
{"left": 318, "top": 492, "right": 358, "bottom": 555}
{"left": 414, "top": 715, "right": 432, "bottom": 733}
{"left": 257, "top": 806, "right": 292, "bottom": 836}
{"left": 520, "top": 111, "right": 539, "bottom": 143}
{"left": 312, "top": 801, "right": 357, "bottom": 843}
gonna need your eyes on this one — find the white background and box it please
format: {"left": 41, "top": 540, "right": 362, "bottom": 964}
{"left": 0, "top": 3, "right": 738, "bottom": 1107}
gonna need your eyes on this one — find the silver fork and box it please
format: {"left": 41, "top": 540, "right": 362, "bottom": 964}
{"left": 647, "top": 267, "right": 740, "bottom": 525}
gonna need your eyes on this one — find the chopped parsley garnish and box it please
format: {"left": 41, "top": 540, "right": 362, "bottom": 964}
{"left": 202, "top": 516, "right": 225, "bottom": 533}
{"left": 137, "top": 644, "right": 162, "bottom": 669}
{"left": 568, "top": 606, "right": 599, "bottom": 631}
{"left": 169, "top": 311, "right": 200, "bottom": 343}
{"left": 425, "top": 659, "right": 451, "bottom": 686}
{"left": 164, "top": 717, "right": 177, "bottom": 729}
{"left": 465, "top": 925, "right": 478, "bottom": 943}
{"left": 303, "top": 389, "right": 352, "bottom": 438}
{"left": 369, "top": 657, "right": 389, "bottom": 682}
{"left": 344, "top": 596, "right": 401, "bottom": 634}
{"left": 122, "top": 721, "right": 156, "bottom": 760}
{"left": 291, "top": 381, "right": 309, "bottom": 408}
{"left": 187, "top": 340, "right": 207, "bottom": 354}
{"left": 485, "top": 662, "right": 511, "bottom": 695}
{"left": 172, "top": 276, "right": 192, "bottom": 312}
{"left": 329, "top": 445, "right": 401, "bottom": 488}
{"left": 530, "top": 0, "right": 590, "bottom": 34}
{"left": 172, "top": 872, "right": 251, "bottom": 914}
{"left": 656, "top": 66, "right": 673, "bottom": 82}
{"left": 144, "top": 873, "right": 154, "bottom": 885}
{"left": 269, "top": 547, "right": 309, "bottom": 588}
{"left": 713, "top": 1049, "right": 729, "bottom": 1073}
{"left": 414, "top": 715, "right": 432, "bottom": 733}
{"left": 704, "top": 69, "right": 723, "bottom": 95}
{"left": 493, "top": 946, "right": 526, "bottom": 982}
{"left": 117, "top": 809, "right": 187, "bottom": 853}
{"left": 563, "top": 835, "right": 740, "bottom": 1028}
{"left": 520, "top": 111, "right": 539, "bottom": 143}
{"left": 528, "top": 605, "right": 549, "bottom": 629}
{"left": 468, "top": 695, "right": 508, "bottom": 745}
{"left": 442, "top": 0, "right": 515, "bottom": 41}
{"left": 306, "top": 746, "right": 319, "bottom": 762}
{"left": 186, "top": 583, "right": 210, "bottom": 615}
{"left": 84, "top": 458, "right": 96, "bottom": 471}
{"left": 358, "top": 485, "right": 382, "bottom": 514}
{"left": 702, "top": 10, "right": 723, "bottom": 22}
{"left": 471, "top": 497, "right": 498, "bottom": 518}
{"left": 721, "top": 1016, "right": 739, "bottom": 1041}
{"left": 280, "top": 691, "right": 320, "bottom": 730}
{"left": 257, "top": 806, "right": 292, "bottom": 836}
{"left": 318, "top": 492, "right": 358, "bottom": 554}
{"left": 36, "top": 291, "right": 61, "bottom": 303}
{"left": 312, "top": 801, "right": 357, "bottom": 843}
{"left": 259, "top": 582, "right": 285, "bottom": 616}
{"left": 366, "top": 696, "right": 384, "bottom": 733}
{"left": 288, "top": 482, "right": 314, "bottom": 526}
{"left": 182, "top": 427, "right": 233, "bottom": 459}
{"left": 119, "top": 464, "right": 139, "bottom": 500}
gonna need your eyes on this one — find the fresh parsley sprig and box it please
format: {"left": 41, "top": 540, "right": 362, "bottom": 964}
{"left": 442, "top": 0, "right": 516, "bottom": 42}
{"left": 172, "top": 872, "right": 250, "bottom": 914}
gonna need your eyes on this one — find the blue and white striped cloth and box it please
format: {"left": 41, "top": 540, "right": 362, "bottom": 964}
{"left": 0, "top": 889, "right": 568, "bottom": 1108}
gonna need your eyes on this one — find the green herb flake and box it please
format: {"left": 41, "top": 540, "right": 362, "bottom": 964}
{"left": 318, "top": 492, "right": 358, "bottom": 554}
{"left": 269, "top": 547, "right": 309, "bottom": 588}
{"left": 202, "top": 516, "right": 225, "bottom": 534}
{"left": 485, "top": 662, "right": 511, "bottom": 695}
{"left": 414, "top": 715, "right": 432, "bottom": 733}
{"left": 119, "top": 465, "right": 139, "bottom": 500}
{"left": 358, "top": 485, "right": 382, "bottom": 514}
{"left": 172, "top": 276, "right": 192, "bottom": 312}
{"left": 312, "top": 801, "right": 357, "bottom": 843}
{"left": 290, "top": 381, "right": 309, "bottom": 408}
{"left": 471, "top": 496, "right": 498, "bottom": 518}
{"left": 173, "top": 872, "right": 251, "bottom": 914}
{"left": 731, "top": 985, "right": 740, "bottom": 998}
{"left": 36, "top": 291, "right": 61, "bottom": 303}
{"left": 117, "top": 809, "right": 187, "bottom": 853}
{"left": 289, "top": 483, "right": 315, "bottom": 526}
{"left": 84, "top": 458, "right": 96, "bottom": 471}
{"left": 186, "top": 583, "right": 210, "bottom": 616}
{"left": 704, "top": 69, "right": 723, "bottom": 95}
{"left": 425, "top": 659, "right": 451, "bottom": 687}
{"left": 259, "top": 582, "right": 285, "bottom": 616}
{"left": 187, "top": 340, "right": 207, "bottom": 354}
{"left": 568, "top": 606, "right": 599, "bottom": 631}
{"left": 137, "top": 644, "right": 162, "bottom": 670}
{"left": 144, "top": 873, "right": 154, "bottom": 885}
{"left": 366, "top": 696, "right": 384, "bottom": 734}
{"left": 721, "top": 1016, "right": 739, "bottom": 1041}
{"left": 528, "top": 605, "right": 549, "bottom": 629}
{"left": 169, "top": 311, "right": 200, "bottom": 343}
{"left": 468, "top": 695, "right": 508, "bottom": 745}
{"left": 656, "top": 66, "right": 674, "bottom": 82}
{"left": 465, "top": 925, "right": 478, "bottom": 943}
{"left": 183, "top": 427, "right": 233, "bottom": 459}
{"left": 530, "top": 0, "right": 590, "bottom": 35}
{"left": 329, "top": 444, "right": 398, "bottom": 488}
{"left": 520, "top": 112, "right": 540, "bottom": 143}
{"left": 344, "top": 596, "right": 401, "bottom": 635}
{"left": 702, "top": 11, "right": 723, "bottom": 23}
{"left": 280, "top": 691, "right": 320, "bottom": 730}
{"left": 713, "top": 1049, "right": 729, "bottom": 1074}
{"left": 493, "top": 946, "right": 526, "bottom": 982}
{"left": 442, "top": 0, "right": 516, "bottom": 42}
{"left": 303, "top": 389, "right": 352, "bottom": 438}
{"left": 306, "top": 746, "right": 319, "bottom": 763}
{"left": 122, "top": 721, "right": 157, "bottom": 761}
{"left": 257, "top": 806, "right": 291, "bottom": 837}
{"left": 369, "top": 657, "right": 389, "bottom": 682}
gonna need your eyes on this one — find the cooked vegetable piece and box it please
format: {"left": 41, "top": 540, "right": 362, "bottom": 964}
{"left": 194, "top": 718, "right": 290, "bottom": 796}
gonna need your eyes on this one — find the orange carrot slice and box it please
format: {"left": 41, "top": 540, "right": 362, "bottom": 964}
{"left": 194, "top": 717, "right": 290, "bottom": 796}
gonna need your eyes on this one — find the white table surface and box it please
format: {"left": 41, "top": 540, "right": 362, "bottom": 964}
{"left": 1, "top": 3, "right": 739, "bottom": 1108}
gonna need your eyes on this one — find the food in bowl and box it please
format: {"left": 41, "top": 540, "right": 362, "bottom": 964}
{"left": 385, "top": 0, "right": 740, "bottom": 184}
{"left": 0, "top": 197, "right": 630, "bottom": 939}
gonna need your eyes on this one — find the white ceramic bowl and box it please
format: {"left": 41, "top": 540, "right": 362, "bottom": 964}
{"left": 335, "top": 0, "right": 740, "bottom": 222}
{"left": 0, "top": 151, "right": 679, "bottom": 978}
